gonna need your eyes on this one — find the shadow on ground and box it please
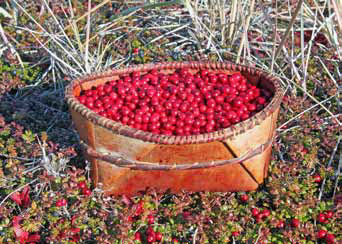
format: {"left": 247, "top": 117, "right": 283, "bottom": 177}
{"left": 0, "top": 82, "right": 85, "bottom": 166}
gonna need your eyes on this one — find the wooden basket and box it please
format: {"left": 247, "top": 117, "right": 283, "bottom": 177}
{"left": 65, "top": 61, "right": 284, "bottom": 196}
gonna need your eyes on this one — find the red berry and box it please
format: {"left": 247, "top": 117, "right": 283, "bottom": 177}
{"left": 291, "top": 219, "right": 300, "bottom": 228}
{"left": 240, "top": 194, "right": 248, "bottom": 203}
{"left": 251, "top": 208, "right": 259, "bottom": 217}
{"left": 78, "top": 181, "right": 87, "bottom": 189}
{"left": 61, "top": 198, "right": 67, "bottom": 206}
{"left": 317, "top": 213, "right": 326, "bottom": 223}
{"left": 325, "top": 210, "right": 333, "bottom": 219}
{"left": 325, "top": 233, "right": 335, "bottom": 243}
{"left": 147, "top": 234, "right": 155, "bottom": 243}
{"left": 147, "top": 214, "right": 155, "bottom": 225}
{"left": 316, "top": 229, "right": 327, "bottom": 239}
{"left": 155, "top": 232, "right": 163, "bottom": 241}
{"left": 56, "top": 199, "right": 67, "bottom": 207}
{"left": 255, "top": 214, "right": 263, "bottom": 223}
{"left": 232, "top": 231, "right": 239, "bottom": 237}
{"left": 261, "top": 209, "right": 271, "bottom": 218}
{"left": 147, "top": 226, "right": 154, "bottom": 234}
{"left": 172, "top": 238, "right": 179, "bottom": 243}
{"left": 83, "top": 188, "right": 91, "bottom": 196}
{"left": 313, "top": 174, "right": 322, "bottom": 183}
{"left": 134, "top": 232, "right": 141, "bottom": 241}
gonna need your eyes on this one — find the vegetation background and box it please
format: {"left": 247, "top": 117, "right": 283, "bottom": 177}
{"left": 0, "top": 0, "right": 341, "bottom": 243}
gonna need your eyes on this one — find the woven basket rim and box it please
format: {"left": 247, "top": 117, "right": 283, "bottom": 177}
{"left": 65, "top": 61, "right": 284, "bottom": 145}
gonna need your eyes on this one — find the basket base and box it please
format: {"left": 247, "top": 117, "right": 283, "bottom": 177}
{"left": 89, "top": 143, "right": 272, "bottom": 196}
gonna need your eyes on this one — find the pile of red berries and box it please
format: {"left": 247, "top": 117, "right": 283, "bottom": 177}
{"left": 251, "top": 207, "right": 271, "bottom": 223}
{"left": 133, "top": 211, "right": 164, "bottom": 243}
{"left": 77, "top": 68, "right": 272, "bottom": 136}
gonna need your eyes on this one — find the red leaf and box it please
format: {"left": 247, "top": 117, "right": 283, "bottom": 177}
{"left": 10, "top": 192, "right": 22, "bottom": 206}
{"left": 20, "top": 186, "right": 30, "bottom": 208}
{"left": 27, "top": 234, "right": 40, "bottom": 243}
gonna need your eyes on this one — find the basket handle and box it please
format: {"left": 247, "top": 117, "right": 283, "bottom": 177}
{"left": 80, "top": 138, "right": 273, "bottom": 171}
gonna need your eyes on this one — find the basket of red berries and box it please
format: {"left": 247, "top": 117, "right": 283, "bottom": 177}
{"left": 65, "top": 61, "right": 283, "bottom": 196}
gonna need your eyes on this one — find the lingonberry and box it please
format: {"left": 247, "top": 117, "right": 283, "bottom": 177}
{"left": 232, "top": 231, "right": 239, "bottom": 237}
{"left": 316, "top": 229, "right": 327, "bottom": 239}
{"left": 251, "top": 208, "right": 259, "bottom": 217}
{"left": 291, "top": 218, "right": 300, "bottom": 228}
{"left": 325, "top": 210, "right": 334, "bottom": 219}
{"left": 240, "top": 194, "right": 248, "bottom": 203}
{"left": 77, "top": 181, "right": 87, "bottom": 189}
{"left": 83, "top": 188, "right": 91, "bottom": 196}
{"left": 147, "top": 214, "right": 155, "bottom": 225}
{"left": 317, "top": 213, "right": 327, "bottom": 223}
{"left": 147, "top": 234, "right": 155, "bottom": 243}
{"left": 313, "top": 174, "right": 322, "bottom": 183}
{"left": 255, "top": 214, "right": 263, "bottom": 223}
{"left": 56, "top": 198, "right": 67, "bottom": 207}
{"left": 261, "top": 209, "right": 271, "bottom": 218}
{"left": 325, "top": 233, "right": 335, "bottom": 243}
{"left": 155, "top": 232, "right": 163, "bottom": 241}
{"left": 77, "top": 69, "right": 272, "bottom": 136}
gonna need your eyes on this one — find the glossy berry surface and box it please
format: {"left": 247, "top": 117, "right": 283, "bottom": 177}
{"left": 291, "top": 219, "right": 300, "bottom": 228}
{"left": 313, "top": 174, "right": 322, "bottom": 183}
{"left": 316, "top": 229, "right": 327, "bottom": 239}
{"left": 240, "top": 194, "right": 248, "bottom": 202}
{"left": 77, "top": 69, "right": 272, "bottom": 136}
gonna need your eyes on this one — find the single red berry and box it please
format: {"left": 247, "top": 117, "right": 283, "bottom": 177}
{"left": 134, "top": 232, "right": 141, "bottom": 241}
{"left": 261, "top": 209, "right": 271, "bottom": 218}
{"left": 251, "top": 208, "right": 259, "bottom": 217}
{"left": 127, "top": 216, "right": 133, "bottom": 222}
{"left": 317, "top": 213, "right": 326, "bottom": 223}
{"left": 291, "top": 219, "right": 300, "bottom": 228}
{"left": 255, "top": 214, "right": 263, "bottom": 223}
{"left": 325, "top": 233, "right": 335, "bottom": 243}
{"left": 240, "top": 194, "right": 248, "bottom": 203}
{"left": 313, "top": 174, "right": 322, "bottom": 183}
{"left": 61, "top": 198, "right": 67, "bottom": 206}
{"left": 232, "top": 231, "right": 239, "bottom": 237}
{"left": 316, "top": 229, "right": 327, "bottom": 239}
{"left": 147, "top": 214, "right": 155, "bottom": 225}
{"left": 147, "top": 226, "right": 154, "bottom": 234}
{"left": 147, "top": 234, "right": 155, "bottom": 243}
{"left": 155, "top": 232, "right": 163, "bottom": 241}
{"left": 77, "top": 181, "right": 87, "bottom": 189}
{"left": 83, "top": 188, "right": 91, "bottom": 196}
{"left": 172, "top": 238, "right": 179, "bottom": 243}
{"left": 325, "top": 210, "right": 334, "bottom": 219}
{"left": 133, "top": 48, "right": 139, "bottom": 54}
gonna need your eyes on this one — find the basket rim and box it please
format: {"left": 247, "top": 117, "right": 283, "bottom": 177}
{"left": 65, "top": 61, "right": 284, "bottom": 145}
